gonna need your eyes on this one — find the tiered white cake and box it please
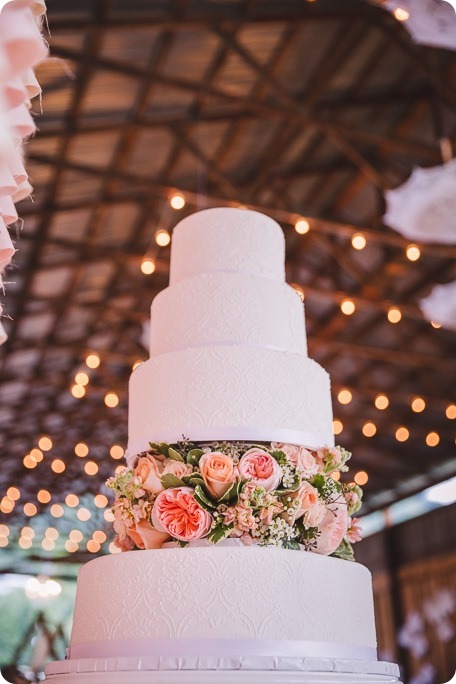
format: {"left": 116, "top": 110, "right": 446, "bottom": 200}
{"left": 45, "top": 209, "right": 401, "bottom": 683}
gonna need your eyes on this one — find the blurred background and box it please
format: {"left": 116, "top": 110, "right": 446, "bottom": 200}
{"left": 0, "top": 1, "right": 455, "bottom": 683}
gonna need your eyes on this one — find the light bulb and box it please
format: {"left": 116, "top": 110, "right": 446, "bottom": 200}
{"left": 294, "top": 218, "right": 310, "bottom": 234}
{"left": 351, "top": 233, "right": 366, "bottom": 250}
{"left": 169, "top": 193, "right": 185, "bottom": 210}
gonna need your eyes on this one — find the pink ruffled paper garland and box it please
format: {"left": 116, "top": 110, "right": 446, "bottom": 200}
{"left": 0, "top": 0, "right": 48, "bottom": 345}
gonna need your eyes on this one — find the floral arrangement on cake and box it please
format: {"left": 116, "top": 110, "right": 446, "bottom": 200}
{"left": 106, "top": 441, "right": 363, "bottom": 560}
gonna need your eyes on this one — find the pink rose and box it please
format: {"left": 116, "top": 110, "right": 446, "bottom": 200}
{"left": 239, "top": 448, "right": 281, "bottom": 492}
{"left": 273, "top": 443, "right": 319, "bottom": 478}
{"left": 162, "top": 458, "right": 192, "bottom": 480}
{"left": 134, "top": 456, "right": 163, "bottom": 494}
{"left": 303, "top": 501, "right": 326, "bottom": 529}
{"left": 152, "top": 487, "right": 212, "bottom": 542}
{"left": 199, "top": 452, "right": 238, "bottom": 499}
{"left": 347, "top": 517, "right": 362, "bottom": 544}
{"left": 126, "top": 519, "right": 169, "bottom": 549}
{"left": 313, "top": 498, "right": 348, "bottom": 556}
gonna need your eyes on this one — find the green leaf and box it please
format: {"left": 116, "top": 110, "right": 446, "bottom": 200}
{"left": 194, "top": 484, "right": 217, "bottom": 510}
{"left": 270, "top": 449, "right": 287, "bottom": 466}
{"left": 161, "top": 473, "right": 185, "bottom": 489}
{"left": 187, "top": 448, "right": 204, "bottom": 466}
{"left": 282, "top": 540, "right": 301, "bottom": 551}
{"left": 331, "top": 538, "right": 355, "bottom": 562}
{"left": 167, "top": 447, "right": 184, "bottom": 462}
{"left": 158, "top": 443, "right": 170, "bottom": 457}
{"left": 217, "top": 478, "right": 246, "bottom": 504}
{"left": 207, "top": 524, "right": 231, "bottom": 544}
{"left": 149, "top": 442, "right": 160, "bottom": 453}
{"left": 182, "top": 473, "right": 204, "bottom": 488}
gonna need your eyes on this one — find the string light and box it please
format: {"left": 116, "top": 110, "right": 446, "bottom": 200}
{"left": 104, "top": 392, "right": 119, "bottom": 408}
{"left": 411, "top": 397, "right": 426, "bottom": 413}
{"left": 331, "top": 471, "right": 341, "bottom": 481}
{"left": 38, "top": 437, "right": 53, "bottom": 452}
{"left": 394, "top": 7, "right": 410, "bottom": 21}
{"left": 93, "top": 531, "right": 107, "bottom": 544}
{"left": 446, "top": 404, "right": 456, "bottom": 419}
{"left": 7, "top": 487, "right": 20, "bottom": 501}
{"left": 406, "top": 244, "right": 421, "bottom": 261}
{"left": 85, "top": 352, "right": 100, "bottom": 369}
{"left": 94, "top": 494, "right": 108, "bottom": 508}
{"left": 65, "top": 540, "right": 78, "bottom": 553}
{"left": 71, "top": 384, "right": 85, "bottom": 399}
{"left": 387, "top": 307, "right": 402, "bottom": 324}
{"left": 75, "top": 442, "right": 89, "bottom": 458}
{"left": 69, "top": 530, "right": 83, "bottom": 543}
{"left": 395, "top": 426, "right": 410, "bottom": 442}
{"left": 51, "top": 459, "right": 66, "bottom": 474}
{"left": 75, "top": 372, "right": 89, "bottom": 386}
{"left": 45, "top": 528, "right": 59, "bottom": 541}
{"left": 115, "top": 465, "right": 126, "bottom": 475}
{"left": 0, "top": 537, "right": 8, "bottom": 548}
{"left": 340, "top": 299, "right": 356, "bottom": 315}
{"left": 351, "top": 233, "right": 366, "bottom": 250}
{"left": 132, "top": 360, "right": 142, "bottom": 371}
{"left": 109, "top": 542, "right": 121, "bottom": 554}
{"left": 77, "top": 508, "right": 91, "bottom": 522}
{"left": 431, "top": 321, "right": 442, "bottom": 329}
{"left": 50, "top": 504, "right": 64, "bottom": 518}
{"left": 0, "top": 525, "right": 10, "bottom": 536}
{"left": 290, "top": 283, "right": 305, "bottom": 301}
{"left": 84, "top": 461, "right": 99, "bottom": 476}
{"left": 1, "top": 497, "right": 14, "bottom": 514}
{"left": 426, "top": 432, "right": 440, "bottom": 447}
{"left": 155, "top": 229, "right": 171, "bottom": 247}
{"left": 362, "top": 422, "right": 377, "bottom": 437}
{"left": 169, "top": 192, "right": 185, "bottom": 210}
{"left": 104, "top": 509, "right": 115, "bottom": 522}
{"left": 87, "top": 540, "right": 101, "bottom": 553}
{"left": 110, "top": 444, "right": 124, "bottom": 460}
{"left": 294, "top": 218, "right": 310, "bottom": 234}
{"left": 375, "top": 394, "right": 389, "bottom": 410}
{"left": 19, "top": 537, "right": 32, "bottom": 550}
{"left": 141, "top": 257, "right": 156, "bottom": 275}
{"left": 337, "top": 389, "right": 352, "bottom": 405}
{"left": 21, "top": 527, "right": 35, "bottom": 539}
{"left": 65, "top": 494, "right": 79, "bottom": 508}
{"left": 23, "top": 503, "right": 37, "bottom": 517}
{"left": 332, "top": 419, "right": 344, "bottom": 435}
{"left": 354, "top": 471, "right": 369, "bottom": 486}
{"left": 30, "top": 448, "right": 44, "bottom": 463}
{"left": 23, "top": 454, "right": 37, "bottom": 469}
{"left": 37, "top": 489, "right": 51, "bottom": 504}
{"left": 42, "top": 538, "right": 55, "bottom": 551}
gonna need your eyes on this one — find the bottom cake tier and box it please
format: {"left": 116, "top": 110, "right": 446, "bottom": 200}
{"left": 45, "top": 545, "right": 402, "bottom": 683}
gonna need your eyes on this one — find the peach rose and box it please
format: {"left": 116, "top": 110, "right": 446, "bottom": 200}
{"left": 199, "top": 452, "right": 238, "bottom": 499}
{"left": 162, "top": 458, "right": 192, "bottom": 480}
{"left": 134, "top": 456, "right": 163, "bottom": 494}
{"left": 151, "top": 487, "right": 212, "bottom": 542}
{"left": 273, "top": 443, "right": 319, "bottom": 478}
{"left": 313, "top": 499, "right": 348, "bottom": 555}
{"left": 126, "top": 519, "right": 169, "bottom": 549}
{"left": 303, "top": 501, "right": 326, "bottom": 529}
{"left": 286, "top": 481, "right": 320, "bottom": 525}
{"left": 239, "top": 448, "right": 281, "bottom": 492}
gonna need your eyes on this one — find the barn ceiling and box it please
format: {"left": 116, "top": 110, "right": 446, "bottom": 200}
{"left": 0, "top": 0, "right": 455, "bottom": 566}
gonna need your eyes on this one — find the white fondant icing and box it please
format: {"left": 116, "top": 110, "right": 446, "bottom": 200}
{"left": 169, "top": 208, "right": 285, "bottom": 284}
{"left": 127, "top": 346, "right": 334, "bottom": 459}
{"left": 69, "top": 548, "right": 376, "bottom": 652}
{"left": 150, "top": 272, "right": 307, "bottom": 357}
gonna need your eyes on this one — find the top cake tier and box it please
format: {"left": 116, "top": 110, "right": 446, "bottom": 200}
{"left": 169, "top": 207, "right": 286, "bottom": 284}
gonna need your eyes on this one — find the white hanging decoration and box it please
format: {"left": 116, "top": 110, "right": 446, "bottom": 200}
{"left": 382, "top": 0, "right": 456, "bottom": 51}
{"left": 421, "top": 280, "right": 456, "bottom": 330}
{"left": 383, "top": 159, "right": 456, "bottom": 244}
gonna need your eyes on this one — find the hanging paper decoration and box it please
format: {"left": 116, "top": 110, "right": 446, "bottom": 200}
{"left": 383, "top": 160, "right": 456, "bottom": 245}
{"left": 0, "top": 0, "right": 48, "bottom": 345}
{"left": 420, "top": 281, "right": 456, "bottom": 331}
{"left": 381, "top": 0, "right": 456, "bottom": 51}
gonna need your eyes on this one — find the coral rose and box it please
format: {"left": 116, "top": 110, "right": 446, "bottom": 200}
{"left": 134, "top": 456, "right": 163, "bottom": 494}
{"left": 162, "top": 458, "right": 192, "bottom": 480}
{"left": 152, "top": 487, "right": 212, "bottom": 542}
{"left": 126, "top": 519, "right": 169, "bottom": 549}
{"left": 239, "top": 448, "right": 282, "bottom": 492}
{"left": 285, "top": 481, "right": 321, "bottom": 525}
{"left": 199, "top": 451, "right": 237, "bottom": 499}
{"left": 273, "top": 443, "right": 319, "bottom": 478}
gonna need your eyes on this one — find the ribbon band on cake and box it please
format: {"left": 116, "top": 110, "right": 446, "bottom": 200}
{"left": 69, "top": 638, "right": 377, "bottom": 661}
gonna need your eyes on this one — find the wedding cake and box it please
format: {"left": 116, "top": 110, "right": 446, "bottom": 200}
{"left": 45, "top": 208, "right": 401, "bottom": 683}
